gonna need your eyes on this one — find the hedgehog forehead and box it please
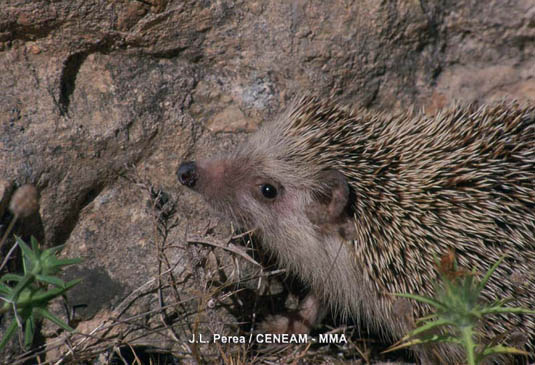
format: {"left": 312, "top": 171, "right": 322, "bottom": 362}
{"left": 233, "top": 145, "right": 316, "bottom": 188}
{"left": 239, "top": 129, "right": 326, "bottom": 186}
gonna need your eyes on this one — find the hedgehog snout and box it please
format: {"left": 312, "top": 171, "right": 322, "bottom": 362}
{"left": 177, "top": 161, "right": 198, "bottom": 188}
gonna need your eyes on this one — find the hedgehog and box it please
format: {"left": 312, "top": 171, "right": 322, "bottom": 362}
{"left": 177, "top": 96, "right": 535, "bottom": 362}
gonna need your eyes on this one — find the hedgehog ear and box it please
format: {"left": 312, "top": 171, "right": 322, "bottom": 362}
{"left": 307, "top": 169, "right": 356, "bottom": 240}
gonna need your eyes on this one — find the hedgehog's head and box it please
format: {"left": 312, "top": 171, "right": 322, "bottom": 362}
{"left": 178, "top": 155, "right": 354, "bottom": 241}
{"left": 177, "top": 108, "right": 354, "bottom": 243}
{"left": 178, "top": 97, "right": 359, "bottom": 242}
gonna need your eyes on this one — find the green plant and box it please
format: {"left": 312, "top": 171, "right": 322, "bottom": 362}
{"left": 385, "top": 252, "right": 535, "bottom": 364}
{"left": 0, "top": 236, "right": 82, "bottom": 350}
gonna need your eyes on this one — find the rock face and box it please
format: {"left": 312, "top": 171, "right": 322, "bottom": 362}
{"left": 1, "top": 0, "right": 534, "bottom": 362}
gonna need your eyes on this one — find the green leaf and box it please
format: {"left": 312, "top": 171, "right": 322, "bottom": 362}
{"left": 17, "top": 236, "right": 43, "bottom": 276}
{"left": 487, "top": 298, "right": 514, "bottom": 308}
{"left": 24, "top": 315, "right": 35, "bottom": 348}
{"left": 16, "top": 236, "right": 38, "bottom": 263}
{"left": 50, "top": 258, "right": 84, "bottom": 267}
{"left": 404, "top": 318, "right": 454, "bottom": 338}
{"left": 0, "top": 283, "right": 11, "bottom": 295}
{"left": 394, "top": 293, "right": 447, "bottom": 311}
{"left": 0, "top": 320, "right": 19, "bottom": 351}
{"left": 480, "top": 306, "right": 535, "bottom": 316}
{"left": 479, "top": 344, "right": 530, "bottom": 360}
{"left": 15, "top": 286, "right": 36, "bottom": 307}
{"left": 383, "top": 333, "right": 461, "bottom": 354}
{"left": 30, "top": 236, "right": 39, "bottom": 252}
{"left": 476, "top": 256, "right": 505, "bottom": 296}
{"left": 9, "top": 274, "right": 34, "bottom": 302}
{"left": 34, "top": 307, "right": 74, "bottom": 332}
{"left": 414, "top": 314, "right": 437, "bottom": 323}
{"left": 41, "top": 257, "right": 83, "bottom": 276}
{"left": 22, "top": 255, "right": 32, "bottom": 276}
{"left": 0, "top": 273, "right": 24, "bottom": 283}
{"left": 25, "top": 279, "right": 81, "bottom": 305}
{"left": 43, "top": 244, "right": 65, "bottom": 257}
{"left": 35, "top": 274, "right": 66, "bottom": 288}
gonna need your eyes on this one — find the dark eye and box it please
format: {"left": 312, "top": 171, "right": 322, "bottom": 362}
{"left": 260, "top": 184, "right": 277, "bottom": 199}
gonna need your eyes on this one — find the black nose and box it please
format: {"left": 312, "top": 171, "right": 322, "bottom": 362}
{"left": 177, "top": 161, "right": 197, "bottom": 188}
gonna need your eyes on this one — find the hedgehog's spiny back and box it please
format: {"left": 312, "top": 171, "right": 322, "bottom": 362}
{"left": 273, "top": 96, "right": 535, "bottom": 349}
{"left": 279, "top": 97, "right": 535, "bottom": 176}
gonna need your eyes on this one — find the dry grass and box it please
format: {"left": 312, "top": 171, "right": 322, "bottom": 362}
{"left": 3, "top": 175, "right": 411, "bottom": 364}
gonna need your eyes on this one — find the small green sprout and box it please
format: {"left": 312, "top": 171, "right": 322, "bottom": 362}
{"left": 385, "top": 252, "right": 535, "bottom": 364}
{"left": 0, "top": 236, "right": 82, "bottom": 350}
